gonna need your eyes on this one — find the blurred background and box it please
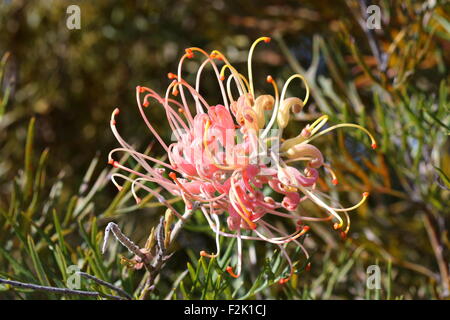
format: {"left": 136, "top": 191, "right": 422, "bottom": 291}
{"left": 0, "top": 0, "right": 448, "bottom": 299}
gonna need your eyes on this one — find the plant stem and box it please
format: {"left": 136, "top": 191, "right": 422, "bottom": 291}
{"left": 0, "top": 278, "right": 125, "bottom": 300}
{"left": 138, "top": 205, "right": 196, "bottom": 300}
{"left": 78, "top": 271, "right": 133, "bottom": 300}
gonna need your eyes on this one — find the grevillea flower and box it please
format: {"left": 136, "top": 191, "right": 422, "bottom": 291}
{"left": 108, "top": 37, "right": 377, "bottom": 283}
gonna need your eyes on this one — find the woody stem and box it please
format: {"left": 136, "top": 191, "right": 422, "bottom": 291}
{"left": 138, "top": 203, "right": 198, "bottom": 300}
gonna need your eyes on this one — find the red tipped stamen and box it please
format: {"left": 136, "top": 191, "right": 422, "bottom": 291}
{"left": 185, "top": 49, "right": 194, "bottom": 59}
{"left": 169, "top": 172, "right": 177, "bottom": 180}
{"left": 263, "top": 37, "right": 271, "bottom": 43}
{"left": 371, "top": 143, "right": 377, "bottom": 150}
{"left": 363, "top": 192, "right": 370, "bottom": 197}
{"left": 266, "top": 75, "right": 273, "bottom": 83}
{"left": 295, "top": 224, "right": 310, "bottom": 236}
{"left": 306, "top": 263, "right": 311, "bottom": 271}
{"left": 108, "top": 160, "right": 118, "bottom": 168}
{"left": 279, "top": 277, "right": 289, "bottom": 284}
{"left": 210, "top": 52, "right": 223, "bottom": 60}
{"left": 200, "top": 250, "right": 216, "bottom": 258}
{"left": 332, "top": 179, "right": 338, "bottom": 185}
{"left": 167, "top": 72, "right": 177, "bottom": 79}
{"left": 226, "top": 266, "right": 239, "bottom": 278}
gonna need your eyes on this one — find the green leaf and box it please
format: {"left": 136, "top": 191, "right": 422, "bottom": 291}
{"left": 52, "top": 209, "right": 68, "bottom": 256}
{"left": 53, "top": 244, "right": 69, "bottom": 282}
{"left": 0, "top": 246, "right": 35, "bottom": 281}
{"left": 434, "top": 166, "right": 450, "bottom": 188}
{"left": 77, "top": 219, "right": 109, "bottom": 281}
{"left": 186, "top": 261, "right": 196, "bottom": 283}
{"left": 179, "top": 280, "right": 190, "bottom": 299}
{"left": 27, "top": 235, "right": 50, "bottom": 287}
{"left": 24, "top": 118, "right": 36, "bottom": 202}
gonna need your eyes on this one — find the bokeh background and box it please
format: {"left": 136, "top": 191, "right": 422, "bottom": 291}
{"left": 0, "top": 0, "right": 448, "bottom": 299}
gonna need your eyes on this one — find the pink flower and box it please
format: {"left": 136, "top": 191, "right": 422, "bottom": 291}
{"left": 108, "top": 37, "right": 377, "bottom": 283}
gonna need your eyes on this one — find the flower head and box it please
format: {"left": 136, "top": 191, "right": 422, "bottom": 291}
{"left": 109, "top": 37, "right": 377, "bottom": 283}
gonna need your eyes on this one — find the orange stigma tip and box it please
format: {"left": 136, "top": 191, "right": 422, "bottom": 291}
{"left": 371, "top": 143, "right": 377, "bottom": 150}
{"left": 169, "top": 172, "right": 177, "bottom": 180}
{"left": 263, "top": 37, "right": 271, "bottom": 43}
{"left": 200, "top": 251, "right": 215, "bottom": 258}
{"left": 226, "top": 266, "right": 239, "bottom": 278}
{"left": 363, "top": 192, "right": 369, "bottom": 197}
{"left": 279, "top": 278, "right": 289, "bottom": 284}
{"left": 108, "top": 160, "right": 118, "bottom": 168}
{"left": 333, "top": 222, "right": 341, "bottom": 230}
{"left": 266, "top": 75, "right": 273, "bottom": 83}
{"left": 143, "top": 101, "right": 149, "bottom": 107}
{"left": 210, "top": 53, "right": 222, "bottom": 60}
{"left": 138, "top": 86, "right": 145, "bottom": 93}
{"left": 332, "top": 179, "right": 338, "bottom": 185}
{"left": 220, "top": 75, "right": 225, "bottom": 81}
{"left": 113, "top": 108, "right": 120, "bottom": 115}
{"left": 178, "top": 108, "right": 184, "bottom": 113}
{"left": 136, "top": 198, "right": 142, "bottom": 204}
{"left": 185, "top": 49, "right": 194, "bottom": 58}
{"left": 167, "top": 72, "right": 177, "bottom": 79}
{"left": 248, "top": 222, "right": 257, "bottom": 230}
{"left": 303, "top": 226, "right": 310, "bottom": 232}
{"left": 172, "top": 89, "right": 179, "bottom": 96}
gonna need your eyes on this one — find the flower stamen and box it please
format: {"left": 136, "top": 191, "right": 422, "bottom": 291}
{"left": 247, "top": 36, "right": 271, "bottom": 96}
